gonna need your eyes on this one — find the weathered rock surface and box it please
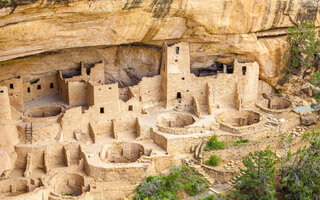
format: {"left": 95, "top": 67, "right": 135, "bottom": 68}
{"left": 0, "top": 0, "right": 319, "bottom": 85}
{"left": 0, "top": 148, "right": 12, "bottom": 177}
{"left": 300, "top": 111, "right": 317, "bottom": 126}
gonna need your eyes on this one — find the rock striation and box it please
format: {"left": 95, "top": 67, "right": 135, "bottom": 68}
{"left": 0, "top": 0, "right": 319, "bottom": 85}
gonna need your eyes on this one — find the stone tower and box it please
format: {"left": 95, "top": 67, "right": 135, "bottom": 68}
{"left": 161, "top": 42, "right": 191, "bottom": 109}
{"left": 0, "top": 86, "right": 12, "bottom": 123}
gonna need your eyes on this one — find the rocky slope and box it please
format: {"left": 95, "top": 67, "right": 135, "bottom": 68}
{"left": 0, "top": 0, "right": 319, "bottom": 85}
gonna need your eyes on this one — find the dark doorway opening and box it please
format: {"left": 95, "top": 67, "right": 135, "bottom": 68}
{"left": 100, "top": 107, "right": 104, "bottom": 114}
{"left": 177, "top": 92, "right": 181, "bottom": 99}
{"left": 242, "top": 66, "right": 247, "bottom": 75}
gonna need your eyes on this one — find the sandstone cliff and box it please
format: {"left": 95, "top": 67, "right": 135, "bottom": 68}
{"left": 0, "top": 0, "right": 319, "bottom": 86}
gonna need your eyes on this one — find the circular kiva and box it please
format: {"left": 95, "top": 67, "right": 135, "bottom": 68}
{"left": 216, "top": 110, "right": 263, "bottom": 134}
{"left": 49, "top": 173, "right": 85, "bottom": 197}
{"left": 256, "top": 97, "right": 292, "bottom": 113}
{"left": 24, "top": 105, "right": 63, "bottom": 118}
{"left": 100, "top": 142, "right": 145, "bottom": 163}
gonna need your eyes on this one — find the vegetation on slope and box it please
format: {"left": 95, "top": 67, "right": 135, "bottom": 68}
{"left": 204, "top": 135, "right": 225, "bottom": 151}
{"left": 205, "top": 155, "right": 221, "bottom": 166}
{"left": 232, "top": 139, "right": 250, "bottom": 146}
{"left": 285, "top": 20, "right": 320, "bottom": 75}
{"left": 232, "top": 129, "right": 320, "bottom": 200}
{"left": 134, "top": 165, "right": 209, "bottom": 200}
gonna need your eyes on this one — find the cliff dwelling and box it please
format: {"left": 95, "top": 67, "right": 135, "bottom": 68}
{"left": 1, "top": 0, "right": 320, "bottom": 198}
{"left": 1, "top": 40, "right": 313, "bottom": 199}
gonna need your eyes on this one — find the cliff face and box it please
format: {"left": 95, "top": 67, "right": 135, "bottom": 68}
{"left": 0, "top": 0, "right": 319, "bottom": 85}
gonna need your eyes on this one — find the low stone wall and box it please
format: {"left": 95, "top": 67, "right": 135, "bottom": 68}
{"left": 218, "top": 122, "right": 262, "bottom": 134}
{"left": 84, "top": 162, "right": 149, "bottom": 183}
{"left": 201, "top": 165, "right": 238, "bottom": 183}
{"left": 18, "top": 123, "right": 61, "bottom": 143}
{"left": 49, "top": 173, "right": 87, "bottom": 197}
{"left": 23, "top": 105, "right": 64, "bottom": 123}
{"left": 216, "top": 110, "right": 266, "bottom": 134}
{"left": 157, "top": 125, "right": 207, "bottom": 135}
{"left": 0, "top": 178, "right": 45, "bottom": 199}
{"left": 151, "top": 128, "right": 211, "bottom": 155}
{"left": 100, "top": 142, "right": 145, "bottom": 163}
{"left": 256, "top": 98, "right": 292, "bottom": 114}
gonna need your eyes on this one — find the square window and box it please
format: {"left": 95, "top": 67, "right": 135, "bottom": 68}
{"left": 37, "top": 85, "right": 41, "bottom": 90}
{"left": 109, "top": 87, "right": 112, "bottom": 89}
{"left": 182, "top": 77, "right": 185, "bottom": 80}
{"left": 50, "top": 83, "right": 54, "bottom": 88}
{"left": 129, "top": 105, "right": 133, "bottom": 111}
{"left": 100, "top": 107, "right": 104, "bottom": 114}
{"left": 0, "top": 90, "right": 3, "bottom": 93}
{"left": 175, "top": 59, "right": 178, "bottom": 62}
{"left": 9, "top": 84, "right": 13, "bottom": 89}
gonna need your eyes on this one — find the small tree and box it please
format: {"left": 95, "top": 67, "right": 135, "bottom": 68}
{"left": 232, "top": 147, "right": 278, "bottom": 200}
{"left": 204, "top": 134, "right": 225, "bottom": 151}
{"left": 281, "top": 129, "right": 320, "bottom": 200}
{"left": 205, "top": 155, "right": 221, "bottom": 166}
{"left": 286, "top": 20, "right": 320, "bottom": 75}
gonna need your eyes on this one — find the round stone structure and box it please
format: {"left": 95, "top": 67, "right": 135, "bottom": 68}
{"left": 216, "top": 110, "right": 263, "bottom": 134}
{"left": 49, "top": 173, "right": 86, "bottom": 197}
{"left": 100, "top": 142, "right": 144, "bottom": 163}
{"left": 256, "top": 97, "right": 292, "bottom": 113}
{"left": 157, "top": 112, "right": 196, "bottom": 128}
{"left": 156, "top": 112, "right": 203, "bottom": 135}
{"left": 23, "top": 105, "right": 64, "bottom": 123}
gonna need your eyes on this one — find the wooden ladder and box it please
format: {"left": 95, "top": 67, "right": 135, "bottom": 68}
{"left": 25, "top": 123, "right": 33, "bottom": 144}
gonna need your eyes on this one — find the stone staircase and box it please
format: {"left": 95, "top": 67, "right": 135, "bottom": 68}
{"left": 136, "top": 155, "right": 153, "bottom": 163}
{"left": 173, "top": 100, "right": 185, "bottom": 112}
{"left": 228, "top": 171, "right": 245, "bottom": 186}
{"left": 187, "top": 162, "right": 215, "bottom": 186}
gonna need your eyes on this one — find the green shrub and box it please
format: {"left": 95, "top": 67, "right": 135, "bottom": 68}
{"left": 205, "top": 155, "right": 221, "bottom": 166}
{"left": 204, "top": 135, "right": 225, "bottom": 151}
{"left": 285, "top": 20, "right": 320, "bottom": 74}
{"left": 134, "top": 165, "right": 209, "bottom": 199}
{"left": 232, "top": 139, "right": 249, "bottom": 146}
{"left": 200, "top": 194, "right": 215, "bottom": 200}
{"left": 281, "top": 129, "right": 320, "bottom": 200}
{"left": 314, "top": 92, "right": 320, "bottom": 102}
{"left": 232, "top": 147, "right": 278, "bottom": 200}
{"left": 276, "top": 92, "right": 284, "bottom": 97}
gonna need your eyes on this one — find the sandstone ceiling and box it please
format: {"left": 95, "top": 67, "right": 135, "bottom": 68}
{"left": 0, "top": 0, "right": 319, "bottom": 85}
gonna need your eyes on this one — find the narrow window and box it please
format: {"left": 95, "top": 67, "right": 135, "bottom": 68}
{"left": 37, "top": 85, "right": 41, "bottom": 90}
{"left": 50, "top": 83, "right": 54, "bottom": 89}
{"left": 100, "top": 107, "right": 104, "bottom": 114}
{"left": 227, "top": 65, "right": 234, "bottom": 74}
{"left": 9, "top": 84, "right": 13, "bottom": 89}
{"left": 0, "top": 90, "right": 3, "bottom": 93}
{"left": 176, "top": 47, "right": 180, "bottom": 54}
{"left": 182, "top": 77, "right": 185, "bottom": 80}
{"left": 177, "top": 92, "right": 181, "bottom": 99}
{"left": 27, "top": 87, "right": 31, "bottom": 93}
{"left": 242, "top": 66, "right": 247, "bottom": 75}
{"left": 129, "top": 105, "right": 133, "bottom": 111}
